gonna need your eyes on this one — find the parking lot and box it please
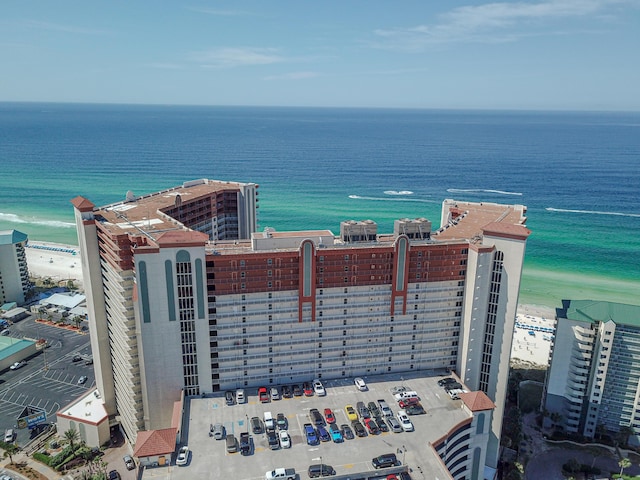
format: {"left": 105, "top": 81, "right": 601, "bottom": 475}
{"left": 0, "top": 313, "right": 93, "bottom": 447}
{"left": 144, "top": 370, "right": 471, "bottom": 480}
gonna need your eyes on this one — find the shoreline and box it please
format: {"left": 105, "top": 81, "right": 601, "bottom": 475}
{"left": 25, "top": 240, "right": 83, "bottom": 288}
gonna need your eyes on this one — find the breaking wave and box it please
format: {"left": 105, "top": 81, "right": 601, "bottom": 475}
{"left": 0, "top": 212, "right": 76, "bottom": 228}
{"left": 384, "top": 190, "right": 414, "bottom": 195}
{"left": 545, "top": 207, "right": 640, "bottom": 218}
{"left": 446, "top": 188, "right": 522, "bottom": 196}
{"left": 348, "top": 195, "right": 438, "bottom": 204}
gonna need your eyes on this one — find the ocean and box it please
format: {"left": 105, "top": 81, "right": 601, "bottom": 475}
{"left": 1, "top": 102, "right": 638, "bottom": 309}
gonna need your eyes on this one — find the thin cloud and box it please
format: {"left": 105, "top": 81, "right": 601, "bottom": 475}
{"left": 186, "top": 7, "right": 256, "bottom": 16}
{"left": 189, "top": 47, "right": 285, "bottom": 68}
{"left": 144, "top": 63, "right": 185, "bottom": 70}
{"left": 22, "top": 19, "right": 112, "bottom": 35}
{"left": 264, "top": 71, "right": 321, "bottom": 81}
{"left": 373, "top": 0, "right": 636, "bottom": 49}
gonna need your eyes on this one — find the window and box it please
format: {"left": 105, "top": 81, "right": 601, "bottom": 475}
{"left": 268, "top": 258, "right": 272, "bottom": 265}
{"left": 241, "top": 294, "right": 246, "bottom": 301}
{"left": 268, "top": 292, "right": 272, "bottom": 299}
{"left": 268, "top": 270, "right": 272, "bottom": 277}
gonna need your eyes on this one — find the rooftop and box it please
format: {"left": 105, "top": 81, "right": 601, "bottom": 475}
{"left": 56, "top": 388, "right": 108, "bottom": 426}
{"left": 557, "top": 299, "right": 640, "bottom": 327}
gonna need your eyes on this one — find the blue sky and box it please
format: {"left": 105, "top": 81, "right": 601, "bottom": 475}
{"left": 1, "top": 0, "right": 639, "bottom": 110}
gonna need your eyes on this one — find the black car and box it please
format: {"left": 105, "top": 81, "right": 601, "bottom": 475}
{"left": 108, "top": 471, "right": 121, "bottom": 480}
{"left": 438, "top": 377, "right": 456, "bottom": 387}
{"left": 308, "top": 464, "right": 336, "bottom": 478}
{"left": 444, "top": 382, "right": 463, "bottom": 392}
{"left": 251, "top": 416, "right": 263, "bottom": 434}
{"left": 276, "top": 413, "right": 288, "bottom": 430}
{"left": 292, "top": 384, "right": 302, "bottom": 396}
{"left": 405, "top": 404, "right": 426, "bottom": 415}
{"left": 240, "top": 432, "right": 251, "bottom": 455}
{"left": 352, "top": 421, "right": 367, "bottom": 437}
{"left": 281, "top": 385, "right": 293, "bottom": 398}
{"left": 225, "top": 390, "right": 235, "bottom": 406}
{"left": 372, "top": 453, "right": 398, "bottom": 469}
{"left": 267, "top": 429, "right": 279, "bottom": 450}
{"left": 310, "top": 408, "right": 325, "bottom": 426}
{"left": 317, "top": 425, "right": 330, "bottom": 442}
{"left": 341, "top": 424, "right": 355, "bottom": 440}
{"left": 72, "top": 354, "right": 82, "bottom": 362}
{"left": 375, "top": 416, "right": 389, "bottom": 432}
{"left": 367, "top": 401, "right": 380, "bottom": 417}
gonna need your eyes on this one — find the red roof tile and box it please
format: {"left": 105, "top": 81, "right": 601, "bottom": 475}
{"left": 133, "top": 428, "right": 177, "bottom": 457}
{"left": 459, "top": 391, "right": 496, "bottom": 412}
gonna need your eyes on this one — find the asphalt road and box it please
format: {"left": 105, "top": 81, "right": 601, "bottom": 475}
{"left": 0, "top": 313, "right": 93, "bottom": 449}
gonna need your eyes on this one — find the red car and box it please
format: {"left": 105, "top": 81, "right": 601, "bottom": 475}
{"left": 398, "top": 397, "right": 420, "bottom": 408}
{"left": 258, "top": 387, "right": 269, "bottom": 403}
{"left": 324, "top": 408, "right": 336, "bottom": 424}
{"left": 303, "top": 382, "right": 314, "bottom": 396}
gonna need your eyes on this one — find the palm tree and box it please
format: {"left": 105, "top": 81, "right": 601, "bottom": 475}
{"left": 618, "top": 457, "right": 631, "bottom": 478}
{"left": 64, "top": 428, "right": 80, "bottom": 450}
{"left": 2, "top": 443, "right": 19, "bottom": 464}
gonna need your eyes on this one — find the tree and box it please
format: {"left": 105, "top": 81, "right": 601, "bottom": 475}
{"left": 64, "top": 428, "right": 80, "bottom": 450}
{"left": 618, "top": 457, "right": 631, "bottom": 478}
{"left": 2, "top": 443, "right": 19, "bottom": 464}
{"left": 617, "top": 425, "right": 635, "bottom": 448}
{"left": 72, "top": 316, "right": 82, "bottom": 330}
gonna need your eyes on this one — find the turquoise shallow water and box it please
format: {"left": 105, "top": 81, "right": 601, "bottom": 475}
{"left": 1, "top": 103, "right": 638, "bottom": 308}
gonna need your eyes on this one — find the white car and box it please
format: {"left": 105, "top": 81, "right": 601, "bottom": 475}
{"left": 354, "top": 377, "right": 367, "bottom": 391}
{"left": 9, "top": 361, "right": 26, "bottom": 370}
{"left": 312, "top": 379, "right": 326, "bottom": 396}
{"left": 396, "top": 410, "right": 414, "bottom": 432}
{"left": 176, "top": 445, "right": 189, "bottom": 466}
{"left": 279, "top": 430, "right": 291, "bottom": 448}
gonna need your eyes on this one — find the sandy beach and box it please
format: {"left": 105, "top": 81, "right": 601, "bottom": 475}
{"left": 25, "top": 241, "right": 83, "bottom": 288}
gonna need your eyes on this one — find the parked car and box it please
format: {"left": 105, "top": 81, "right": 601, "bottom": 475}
{"left": 398, "top": 397, "right": 421, "bottom": 408}
{"left": 405, "top": 404, "right": 426, "bottom": 415}
{"left": 108, "top": 471, "right": 121, "bottom": 480}
{"left": 329, "top": 423, "right": 343, "bottom": 442}
{"left": 324, "top": 408, "right": 336, "bottom": 424}
{"left": 387, "top": 416, "right": 403, "bottom": 433}
{"left": 267, "top": 429, "right": 279, "bottom": 450}
{"left": 4, "top": 429, "right": 15, "bottom": 443}
{"left": 308, "top": 464, "right": 336, "bottom": 478}
{"left": 175, "top": 446, "right": 189, "bottom": 466}
{"left": 367, "top": 401, "right": 380, "bottom": 417}
{"left": 279, "top": 430, "right": 291, "bottom": 449}
{"left": 225, "top": 434, "right": 238, "bottom": 453}
{"left": 390, "top": 386, "right": 407, "bottom": 395}
{"left": 123, "top": 455, "right": 135, "bottom": 470}
{"left": 364, "top": 417, "right": 379, "bottom": 435}
{"left": 304, "top": 423, "right": 319, "bottom": 445}
{"left": 258, "top": 386, "right": 270, "bottom": 402}
{"left": 345, "top": 404, "right": 358, "bottom": 422}
{"left": 276, "top": 413, "right": 288, "bottom": 430}
{"left": 352, "top": 421, "right": 367, "bottom": 437}
{"left": 292, "top": 384, "right": 303, "bottom": 396}
{"left": 211, "top": 423, "right": 225, "bottom": 440}
{"left": 303, "top": 382, "right": 313, "bottom": 396}
{"left": 78, "top": 376, "right": 88, "bottom": 385}
{"left": 341, "top": 424, "right": 355, "bottom": 440}
{"left": 225, "top": 390, "right": 235, "bottom": 405}
{"left": 354, "top": 377, "right": 367, "bottom": 391}
{"left": 282, "top": 385, "right": 293, "bottom": 398}
{"left": 376, "top": 416, "right": 389, "bottom": 432}
{"left": 9, "top": 361, "right": 26, "bottom": 370}
{"left": 396, "top": 410, "right": 414, "bottom": 432}
{"left": 310, "top": 408, "right": 325, "bottom": 426}
{"left": 317, "top": 425, "right": 330, "bottom": 442}
{"left": 313, "top": 379, "right": 326, "bottom": 396}
{"left": 438, "top": 377, "right": 457, "bottom": 387}
{"left": 378, "top": 399, "right": 393, "bottom": 417}
{"left": 270, "top": 387, "right": 280, "bottom": 400}
{"left": 72, "top": 354, "right": 83, "bottom": 362}
{"left": 251, "top": 416, "right": 263, "bottom": 434}
{"left": 356, "top": 401, "right": 370, "bottom": 419}
{"left": 240, "top": 432, "right": 251, "bottom": 455}
{"left": 444, "top": 382, "right": 462, "bottom": 392}
{"left": 372, "top": 453, "right": 398, "bottom": 469}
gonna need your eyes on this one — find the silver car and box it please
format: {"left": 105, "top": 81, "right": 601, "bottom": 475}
{"left": 387, "top": 416, "right": 403, "bottom": 433}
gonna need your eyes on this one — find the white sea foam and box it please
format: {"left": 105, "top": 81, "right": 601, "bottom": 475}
{"left": 0, "top": 212, "right": 75, "bottom": 228}
{"left": 384, "top": 190, "right": 414, "bottom": 195}
{"left": 545, "top": 207, "right": 640, "bottom": 218}
{"left": 348, "top": 195, "right": 438, "bottom": 204}
{"left": 446, "top": 188, "right": 522, "bottom": 196}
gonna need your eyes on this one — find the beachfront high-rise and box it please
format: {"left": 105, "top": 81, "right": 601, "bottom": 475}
{"left": 72, "top": 178, "right": 529, "bottom": 471}
{"left": 543, "top": 300, "right": 640, "bottom": 444}
{"left": 0, "top": 229, "right": 31, "bottom": 305}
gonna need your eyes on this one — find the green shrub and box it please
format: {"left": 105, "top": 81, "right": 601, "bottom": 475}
{"left": 33, "top": 451, "right": 52, "bottom": 465}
